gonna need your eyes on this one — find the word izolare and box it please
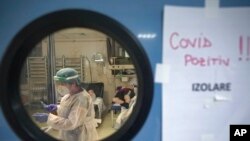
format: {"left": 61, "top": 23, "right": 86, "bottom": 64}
{"left": 192, "top": 83, "right": 231, "bottom": 92}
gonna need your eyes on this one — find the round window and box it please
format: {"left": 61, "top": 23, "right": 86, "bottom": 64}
{"left": 0, "top": 10, "right": 153, "bottom": 141}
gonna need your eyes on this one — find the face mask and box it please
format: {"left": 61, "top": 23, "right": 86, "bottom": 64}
{"left": 56, "top": 86, "right": 70, "bottom": 96}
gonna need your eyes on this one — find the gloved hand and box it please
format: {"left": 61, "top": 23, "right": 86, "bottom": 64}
{"left": 40, "top": 101, "right": 57, "bottom": 112}
{"left": 45, "top": 104, "right": 57, "bottom": 112}
{"left": 32, "top": 113, "right": 49, "bottom": 123}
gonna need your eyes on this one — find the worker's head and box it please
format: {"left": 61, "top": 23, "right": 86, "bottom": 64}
{"left": 54, "top": 68, "right": 81, "bottom": 95}
{"left": 54, "top": 68, "right": 81, "bottom": 85}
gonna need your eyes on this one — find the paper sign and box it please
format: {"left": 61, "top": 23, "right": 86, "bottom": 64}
{"left": 162, "top": 6, "right": 250, "bottom": 141}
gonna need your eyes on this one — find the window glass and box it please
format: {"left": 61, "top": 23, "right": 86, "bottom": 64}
{"left": 19, "top": 28, "right": 138, "bottom": 140}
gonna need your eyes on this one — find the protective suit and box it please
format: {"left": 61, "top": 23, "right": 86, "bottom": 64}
{"left": 47, "top": 89, "right": 98, "bottom": 141}
{"left": 46, "top": 68, "right": 98, "bottom": 141}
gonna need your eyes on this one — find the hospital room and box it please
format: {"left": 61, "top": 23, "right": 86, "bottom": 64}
{"left": 19, "top": 27, "right": 138, "bottom": 140}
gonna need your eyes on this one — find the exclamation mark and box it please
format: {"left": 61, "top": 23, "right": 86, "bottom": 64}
{"left": 248, "top": 36, "right": 250, "bottom": 61}
{"left": 239, "top": 36, "right": 243, "bottom": 61}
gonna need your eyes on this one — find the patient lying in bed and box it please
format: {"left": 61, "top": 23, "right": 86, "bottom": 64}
{"left": 114, "top": 88, "right": 136, "bottom": 129}
{"left": 88, "top": 89, "right": 97, "bottom": 102}
{"left": 88, "top": 89, "right": 106, "bottom": 124}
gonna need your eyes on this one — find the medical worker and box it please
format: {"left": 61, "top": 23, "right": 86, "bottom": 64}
{"left": 33, "top": 68, "right": 98, "bottom": 141}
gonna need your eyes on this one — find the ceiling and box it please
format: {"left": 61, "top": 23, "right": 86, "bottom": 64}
{"left": 53, "top": 28, "right": 108, "bottom": 41}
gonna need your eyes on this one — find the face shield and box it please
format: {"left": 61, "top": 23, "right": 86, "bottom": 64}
{"left": 56, "top": 85, "right": 70, "bottom": 97}
{"left": 54, "top": 68, "right": 81, "bottom": 84}
{"left": 53, "top": 68, "right": 81, "bottom": 97}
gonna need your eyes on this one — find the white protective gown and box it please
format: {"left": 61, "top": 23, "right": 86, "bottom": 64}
{"left": 47, "top": 90, "right": 98, "bottom": 141}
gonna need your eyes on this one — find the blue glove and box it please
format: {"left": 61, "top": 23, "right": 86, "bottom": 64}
{"left": 40, "top": 101, "right": 57, "bottom": 112}
{"left": 32, "top": 113, "right": 49, "bottom": 123}
{"left": 46, "top": 104, "right": 57, "bottom": 112}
